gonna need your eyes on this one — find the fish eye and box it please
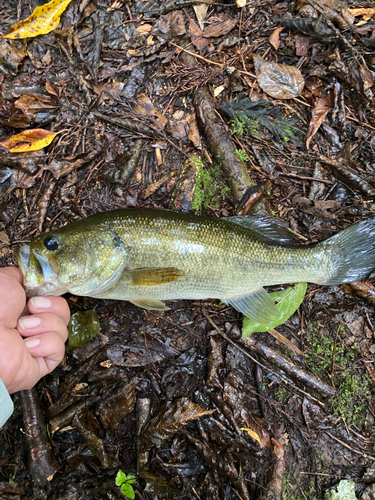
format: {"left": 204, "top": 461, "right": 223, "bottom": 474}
{"left": 44, "top": 235, "right": 59, "bottom": 251}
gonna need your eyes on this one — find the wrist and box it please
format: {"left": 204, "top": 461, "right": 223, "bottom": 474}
{"left": 0, "top": 378, "right": 14, "bottom": 427}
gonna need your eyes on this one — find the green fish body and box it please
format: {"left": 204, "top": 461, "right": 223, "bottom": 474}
{"left": 17, "top": 209, "right": 375, "bottom": 322}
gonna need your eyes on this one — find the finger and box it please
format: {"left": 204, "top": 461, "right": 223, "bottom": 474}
{"left": 0, "top": 267, "right": 24, "bottom": 284}
{"left": 18, "top": 312, "right": 68, "bottom": 343}
{"left": 27, "top": 296, "right": 71, "bottom": 326}
{"left": 24, "top": 330, "right": 66, "bottom": 376}
{"left": 0, "top": 268, "right": 26, "bottom": 328}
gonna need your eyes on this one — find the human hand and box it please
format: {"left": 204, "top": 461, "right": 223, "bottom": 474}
{"left": 0, "top": 267, "right": 70, "bottom": 394}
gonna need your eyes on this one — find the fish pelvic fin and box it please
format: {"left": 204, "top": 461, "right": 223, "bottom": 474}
{"left": 224, "top": 287, "right": 278, "bottom": 323}
{"left": 318, "top": 217, "right": 375, "bottom": 285}
{"left": 130, "top": 299, "right": 170, "bottom": 311}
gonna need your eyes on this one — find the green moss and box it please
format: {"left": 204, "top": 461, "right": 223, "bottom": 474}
{"left": 191, "top": 157, "right": 231, "bottom": 213}
{"left": 275, "top": 386, "right": 290, "bottom": 404}
{"left": 306, "top": 326, "right": 372, "bottom": 425}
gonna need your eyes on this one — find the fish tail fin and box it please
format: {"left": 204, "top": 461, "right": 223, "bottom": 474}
{"left": 319, "top": 217, "right": 375, "bottom": 285}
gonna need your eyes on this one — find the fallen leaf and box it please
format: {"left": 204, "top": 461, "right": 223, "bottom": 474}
{"left": 203, "top": 18, "right": 236, "bottom": 38}
{"left": 135, "top": 93, "right": 168, "bottom": 130}
{"left": 254, "top": 54, "right": 305, "bottom": 99}
{"left": 306, "top": 93, "right": 334, "bottom": 149}
{"left": 136, "top": 23, "right": 153, "bottom": 35}
{"left": 236, "top": 0, "right": 247, "bottom": 7}
{"left": 68, "top": 310, "right": 100, "bottom": 348}
{"left": 241, "top": 427, "right": 261, "bottom": 445}
{"left": 349, "top": 7, "right": 375, "bottom": 22}
{"left": 140, "top": 398, "right": 215, "bottom": 451}
{"left": 1, "top": 0, "right": 74, "bottom": 39}
{"left": 194, "top": 4, "right": 209, "bottom": 31}
{"left": 269, "top": 26, "right": 284, "bottom": 50}
{"left": 0, "top": 129, "right": 64, "bottom": 152}
{"left": 242, "top": 282, "right": 307, "bottom": 336}
{"left": 295, "top": 34, "right": 310, "bottom": 56}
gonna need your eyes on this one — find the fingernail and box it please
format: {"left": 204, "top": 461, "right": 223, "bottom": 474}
{"left": 30, "top": 297, "right": 51, "bottom": 309}
{"left": 19, "top": 316, "right": 41, "bottom": 330}
{"left": 25, "top": 338, "right": 41, "bottom": 350}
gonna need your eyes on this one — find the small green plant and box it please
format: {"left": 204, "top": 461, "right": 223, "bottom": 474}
{"left": 235, "top": 149, "right": 249, "bottom": 162}
{"left": 116, "top": 470, "right": 137, "bottom": 499}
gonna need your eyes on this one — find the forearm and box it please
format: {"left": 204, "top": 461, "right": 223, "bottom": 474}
{"left": 0, "top": 378, "right": 14, "bottom": 428}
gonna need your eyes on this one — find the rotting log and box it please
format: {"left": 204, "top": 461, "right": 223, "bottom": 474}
{"left": 194, "top": 86, "right": 255, "bottom": 203}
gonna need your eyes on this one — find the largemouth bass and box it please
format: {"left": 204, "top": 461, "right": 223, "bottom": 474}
{"left": 16, "top": 209, "right": 375, "bottom": 323}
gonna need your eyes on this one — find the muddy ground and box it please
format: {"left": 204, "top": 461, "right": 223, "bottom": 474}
{"left": 1, "top": 0, "right": 375, "bottom": 499}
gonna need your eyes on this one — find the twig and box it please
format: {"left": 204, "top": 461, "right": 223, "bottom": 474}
{"left": 325, "top": 431, "right": 375, "bottom": 460}
{"left": 279, "top": 173, "right": 333, "bottom": 185}
{"left": 170, "top": 42, "right": 257, "bottom": 79}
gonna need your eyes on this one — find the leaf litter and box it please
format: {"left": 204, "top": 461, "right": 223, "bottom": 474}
{"left": 1, "top": 0, "right": 375, "bottom": 498}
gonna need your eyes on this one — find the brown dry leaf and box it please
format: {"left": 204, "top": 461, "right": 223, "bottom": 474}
{"left": 136, "top": 23, "right": 153, "bottom": 35}
{"left": 12, "top": 169, "right": 42, "bottom": 189}
{"left": 14, "top": 94, "right": 58, "bottom": 121}
{"left": 140, "top": 398, "right": 215, "bottom": 451}
{"left": 135, "top": 94, "right": 168, "bottom": 130}
{"left": 349, "top": 7, "right": 375, "bottom": 22}
{"left": 269, "top": 26, "right": 284, "bottom": 50}
{"left": 99, "top": 377, "right": 138, "bottom": 430}
{"left": 188, "top": 112, "right": 202, "bottom": 149}
{"left": 295, "top": 34, "right": 310, "bottom": 56}
{"left": 254, "top": 54, "right": 304, "bottom": 99}
{"left": 1, "top": 0, "right": 74, "bottom": 39}
{"left": 193, "top": 4, "right": 210, "bottom": 31}
{"left": 203, "top": 18, "right": 236, "bottom": 38}
{"left": 0, "top": 129, "right": 64, "bottom": 153}
{"left": 152, "top": 11, "right": 186, "bottom": 37}
{"left": 189, "top": 18, "right": 211, "bottom": 53}
{"left": 306, "top": 93, "right": 333, "bottom": 149}
{"left": 0, "top": 39, "right": 27, "bottom": 75}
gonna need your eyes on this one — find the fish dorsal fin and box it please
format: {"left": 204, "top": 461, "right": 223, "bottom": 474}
{"left": 130, "top": 299, "right": 170, "bottom": 311}
{"left": 125, "top": 267, "right": 185, "bottom": 286}
{"left": 225, "top": 287, "right": 278, "bottom": 323}
{"left": 226, "top": 215, "right": 295, "bottom": 244}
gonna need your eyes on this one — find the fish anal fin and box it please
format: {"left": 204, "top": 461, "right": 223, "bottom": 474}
{"left": 225, "top": 287, "right": 278, "bottom": 323}
{"left": 126, "top": 267, "right": 184, "bottom": 287}
{"left": 130, "top": 299, "right": 170, "bottom": 311}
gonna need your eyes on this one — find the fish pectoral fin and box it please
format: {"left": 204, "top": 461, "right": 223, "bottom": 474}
{"left": 130, "top": 299, "right": 170, "bottom": 311}
{"left": 125, "top": 267, "right": 185, "bottom": 286}
{"left": 226, "top": 215, "right": 297, "bottom": 244}
{"left": 225, "top": 288, "right": 278, "bottom": 323}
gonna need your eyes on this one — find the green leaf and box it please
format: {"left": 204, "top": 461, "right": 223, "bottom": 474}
{"left": 68, "top": 309, "right": 100, "bottom": 347}
{"left": 242, "top": 282, "right": 307, "bottom": 337}
{"left": 115, "top": 470, "right": 126, "bottom": 487}
{"left": 121, "top": 483, "right": 135, "bottom": 499}
{"left": 126, "top": 474, "right": 137, "bottom": 485}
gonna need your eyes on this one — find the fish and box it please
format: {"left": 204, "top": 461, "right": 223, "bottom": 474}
{"left": 16, "top": 208, "right": 375, "bottom": 323}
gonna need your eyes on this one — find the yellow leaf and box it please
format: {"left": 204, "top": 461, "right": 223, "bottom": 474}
{"left": 241, "top": 427, "right": 261, "bottom": 445}
{"left": 1, "top": 0, "right": 73, "bottom": 39}
{"left": 0, "top": 129, "right": 65, "bottom": 152}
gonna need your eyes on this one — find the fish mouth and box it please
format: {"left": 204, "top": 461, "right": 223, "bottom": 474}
{"left": 17, "top": 244, "right": 30, "bottom": 278}
{"left": 16, "top": 245, "right": 59, "bottom": 295}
